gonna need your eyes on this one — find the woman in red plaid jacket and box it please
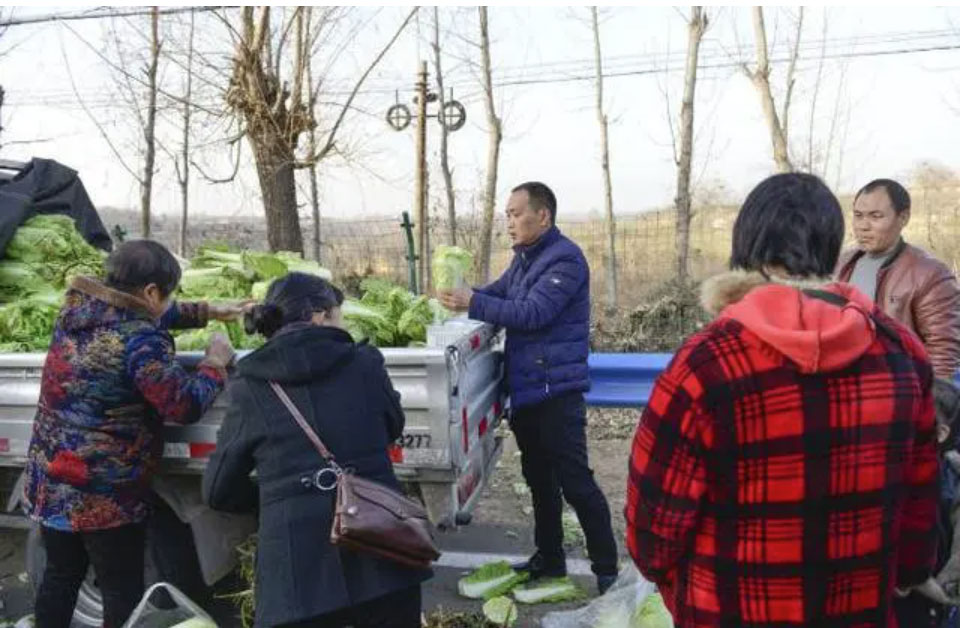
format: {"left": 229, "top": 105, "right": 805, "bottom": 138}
{"left": 626, "top": 173, "right": 940, "bottom": 627}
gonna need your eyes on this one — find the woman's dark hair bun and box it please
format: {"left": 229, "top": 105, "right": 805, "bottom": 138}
{"left": 245, "top": 303, "right": 285, "bottom": 338}
{"left": 245, "top": 273, "right": 344, "bottom": 340}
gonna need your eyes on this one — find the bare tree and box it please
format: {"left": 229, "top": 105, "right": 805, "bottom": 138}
{"left": 433, "top": 7, "right": 457, "bottom": 245}
{"left": 743, "top": 7, "right": 793, "bottom": 173}
{"left": 176, "top": 11, "right": 195, "bottom": 256}
{"left": 226, "top": 8, "right": 310, "bottom": 253}
{"left": 225, "top": 7, "right": 417, "bottom": 253}
{"left": 139, "top": 6, "right": 160, "bottom": 239}
{"left": 477, "top": 6, "right": 502, "bottom": 283}
{"left": 674, "top": 7, "right": 708, "bottom": 282}
{"left": 591, "top": 7, "right": 617, "bottom": 308}
{"left": 62, "top": 10, "right": 164, "bottom": 238}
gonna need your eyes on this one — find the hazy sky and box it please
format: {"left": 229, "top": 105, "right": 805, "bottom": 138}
{"left": 0, "top": 5, "right": 958, "bottom": 224}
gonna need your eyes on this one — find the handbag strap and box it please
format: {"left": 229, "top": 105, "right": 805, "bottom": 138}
{"left": 269, "top": 381, "right": 337, "bottom": 463}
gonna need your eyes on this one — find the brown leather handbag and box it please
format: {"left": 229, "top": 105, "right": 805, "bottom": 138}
{"left": 270, "top": 382, "right": 440, "bottom": 569}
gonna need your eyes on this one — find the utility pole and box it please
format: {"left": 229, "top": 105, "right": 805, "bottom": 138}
{"left": 385, "top": 63, "right": 466, "bottom": 294}
{"left": 414, "top": 61, "right": 428, "bottom": 294}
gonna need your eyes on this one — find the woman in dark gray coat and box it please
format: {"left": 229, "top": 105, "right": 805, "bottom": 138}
{"left": 203, "top": 273, "right": 430, "bottom": 628}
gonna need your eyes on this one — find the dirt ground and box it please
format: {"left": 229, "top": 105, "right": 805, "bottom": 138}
{"left": 420, "top": 408, "right": 640, "bottom": 627}
{"left": 471, "top": 407, "right": 640, "bottom": 556}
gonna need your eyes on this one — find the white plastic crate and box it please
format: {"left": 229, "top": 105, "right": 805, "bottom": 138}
{"left": 426, "top": 318, "right": 485, "bottom": 347}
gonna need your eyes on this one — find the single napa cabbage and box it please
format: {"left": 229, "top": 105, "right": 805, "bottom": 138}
{"left": 190, "top": 247, "right": 287, "bottom": 282}
{"left": 431, "top": 245, "right": 473, "bottom": 291}
{"left": 457, "top": 561, "right": 529, "bottom": 600}
{"left": 342, "top": 299, "right": 396, "bottom": 346}
{"left": 482, "top": 596, "right": 518, "bottom": 626}
{"left": 179, "top": 267, "right": 252, "bottom": 300}
{"left": 512, "top": 577, "right": 584, "bottom": 605}
{"left": 242, "top": 251, "right": 288, "bottom": 281}
{"left": 275, "top": 251, "right": 333, "bottom": 280}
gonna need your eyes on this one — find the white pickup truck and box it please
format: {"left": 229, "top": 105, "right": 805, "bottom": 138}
{"left": 0, "top": 319, "right": 506, "bottom": 626}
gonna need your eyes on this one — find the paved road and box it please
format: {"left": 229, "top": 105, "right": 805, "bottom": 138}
{"left": 0, "top": 524, "right": 620, "bottom": 627}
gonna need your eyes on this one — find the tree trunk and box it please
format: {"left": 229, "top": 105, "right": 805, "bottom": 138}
{"left": 141, "top": 6, "right": 160, "bottom": 239}
{"left": 305, "top": 12, "right": 322, "bottom": 263}
{"left": 228, "top": 7, "right": 413, "bottom": 256}
{"left": 251, "top": 138, "right": 303, "bottom": 253}
{"left": 477, "top": 6, "right": 502, "bottom": 284}
{"left": 750, "top": 7, "right": 792, "bottom": 173}
{"left": 433, "top": 7, "right": 457, "bottom": 245}
{"left": 178, "top": 10, "right": 194, "bottom": 257}
{"left": 308, "top": 144, "right": 321, "bottom": 261}
{"left": 591, "top": 7, "right": 617, "bottom": 309}
{"left": 228, "top": 7, "right": 306, "bottom": 254}
{"left": 674, "top": 7, "right": 706, "bottom": 282}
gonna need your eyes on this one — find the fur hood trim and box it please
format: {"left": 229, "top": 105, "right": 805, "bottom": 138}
{"left": 700, "top": 270, "right": 835, "bottom": 316}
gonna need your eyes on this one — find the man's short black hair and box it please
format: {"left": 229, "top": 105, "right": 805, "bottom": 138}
{"left": 730, "top": 173, "right": 844, "bottom": 278}
{"left": 512, "top": 181, "right": 557, "bottom": 224}
{"left": 854, "top": 178, "right": 911, "bottom": 214}
{"left": 105, "top": 240, "right": 182, "bottom": 297}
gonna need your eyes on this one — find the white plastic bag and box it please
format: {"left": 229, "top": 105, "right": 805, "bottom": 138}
{"left": 541, "top": 563, "right": 671, "bottom": 628}
{"left": 122, "top": 582, "right": 217, "bottom": 628}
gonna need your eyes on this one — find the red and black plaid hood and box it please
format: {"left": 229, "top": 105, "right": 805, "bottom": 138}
{"left": 627, "top": 268, "right": 939, "bottom": 627}
{"left": 701, "top": 271, "right": 879, "bottom": 373}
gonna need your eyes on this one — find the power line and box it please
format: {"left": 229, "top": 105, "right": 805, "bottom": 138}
{"left": 482, "top": 43, "right": 961, "bottom": 90}
{"left": 3, "top": 30, "right": 957, "bottom": 109}
{"left": 9, "top": 30, "right": 959, "bottom": 107}
{"left": 461, "top": 28, "right": 960, "bottom": 79}
{"left": 0, "top": 6, "right": 223, "bottom": 28}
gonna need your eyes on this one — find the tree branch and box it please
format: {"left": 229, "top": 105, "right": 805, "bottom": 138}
{"left": 60, "top": 33, "right": 142, "bottom": 183}
{"left": 253, "top": 7, "right": 270, "bottom": 54}
{"left": 61, "top": 20, "right": 224, "bottom": 117}
{"left": 781, "top": 6, "right": 803, "bottom": 138}
{"left": 304, "top": 6, "right": 419, "bottom": 166}
{"left": 191, "top": 131, "right": 242, "bottom": 184}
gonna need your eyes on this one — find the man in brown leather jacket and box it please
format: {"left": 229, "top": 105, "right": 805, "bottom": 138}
{"left": 836, "top": 178, "right": 959, "bottom": 379}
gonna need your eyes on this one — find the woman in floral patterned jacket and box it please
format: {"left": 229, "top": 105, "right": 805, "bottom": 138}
{"left": 23, "top": 240, "right": 238, "bottom": 628}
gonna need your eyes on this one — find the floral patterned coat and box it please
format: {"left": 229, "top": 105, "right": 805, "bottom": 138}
{"left": 23, "top": 276, "right": 227, "bottom": 531}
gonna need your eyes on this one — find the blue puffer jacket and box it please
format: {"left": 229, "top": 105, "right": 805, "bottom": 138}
{"left": 469, "top": 226, "right": 591, "bottom": 409}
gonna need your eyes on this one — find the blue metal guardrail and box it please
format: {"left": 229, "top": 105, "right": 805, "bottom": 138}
{"left": 585, "top": 353, "right": 960, "bottom": 408}
{"left": 585, "top": 353, "right": 672, "bottom": 408}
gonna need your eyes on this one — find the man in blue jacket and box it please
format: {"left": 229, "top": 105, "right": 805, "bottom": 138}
{"left": 439, "top": 181, "right": 618, "bottom": 594}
